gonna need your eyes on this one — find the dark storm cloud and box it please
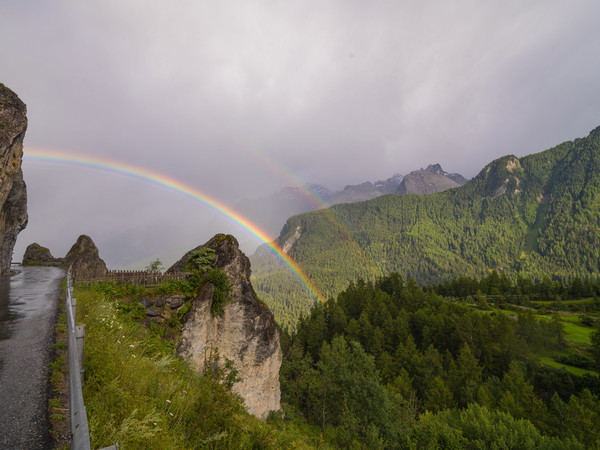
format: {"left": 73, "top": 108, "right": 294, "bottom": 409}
{"left": 2, "top": 0, "right": 600, "bottom": 266}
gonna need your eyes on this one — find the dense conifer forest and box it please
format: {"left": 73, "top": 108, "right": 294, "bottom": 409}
{"left": 280, "top": 271, "right": 600, "bottom": 447}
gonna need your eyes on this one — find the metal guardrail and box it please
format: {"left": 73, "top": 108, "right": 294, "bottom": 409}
{"left": 66, "top": 267, "right": 91, "bottom": 450}
{"left": 66, "top": 267, "right": 119, "bottom": 450}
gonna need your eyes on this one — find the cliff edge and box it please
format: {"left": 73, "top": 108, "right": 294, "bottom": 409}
{"left": 169, "top": 234, "right": 282, "bottom": 419}
{"left": 0, "top": 84, "right": 28, "bottom": 273}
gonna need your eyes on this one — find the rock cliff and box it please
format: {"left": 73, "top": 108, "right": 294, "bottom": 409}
{"left": 0, "top": 84, "right": 28, "bottom": 274}
{"left": 63, "top": 235, "right": 108, "bottom": 280}
{"left": 169, "top": 234, "right": 281, "bottom": 418}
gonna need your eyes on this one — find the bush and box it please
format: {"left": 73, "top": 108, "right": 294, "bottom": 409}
{"left": 579, "top": 314, "right": 597, "bottom": 327}
{"left": 207, "top": 269, "right": 232, "bottom": 316}
{"left": 92, "top": 280, "right": 147, "bottom": 300}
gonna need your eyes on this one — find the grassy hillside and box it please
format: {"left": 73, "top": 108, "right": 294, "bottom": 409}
{"left": 76, "top": 285, "right": 326, "bottom": 448}
{"left": 252, "top": 127, "right": 600, "bottom": 329}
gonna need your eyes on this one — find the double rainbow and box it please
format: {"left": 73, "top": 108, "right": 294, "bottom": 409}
{"left": 24, "top": 147, "right": 326, "bottom": 303}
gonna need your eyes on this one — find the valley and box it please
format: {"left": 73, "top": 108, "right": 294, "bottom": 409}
{"left": 252, "top": 127, "right": 600, "bottom": 331}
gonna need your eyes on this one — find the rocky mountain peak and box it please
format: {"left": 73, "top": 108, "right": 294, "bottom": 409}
{"left": 0, "top": 84, "right": 28, "bottom": 273}
{"left": 425, "top": 163, "right": 444, "bottom": 175}
{"left": 170, "top": 234, "right": 282, "bottom": 418}
{"left": 396, "top": 163, "right": 463, "bottom": 195}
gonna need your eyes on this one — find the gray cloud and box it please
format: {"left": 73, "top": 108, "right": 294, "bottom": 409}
{"left": 3, "top": 0, "right": 600, "bottom": 266}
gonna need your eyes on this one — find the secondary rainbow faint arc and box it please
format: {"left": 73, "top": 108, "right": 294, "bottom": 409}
{"left": 23, "top": 147, "right": 326, "bottom": 303}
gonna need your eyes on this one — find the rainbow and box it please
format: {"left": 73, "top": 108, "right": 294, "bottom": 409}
{"left": 23, "top": 147, "right": 326, "bottom": 303}
{"left": 153, "top": 129, "right": 380, "bottom": 280}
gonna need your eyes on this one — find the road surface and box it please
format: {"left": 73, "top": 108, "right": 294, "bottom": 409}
{"left": 0, "top": 266, "right": 65, "bottom": 449}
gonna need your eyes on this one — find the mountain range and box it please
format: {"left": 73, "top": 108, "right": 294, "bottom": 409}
{"left": 251, "top": 126, "right": 600, "bottom": 329}
{"left": 231, "top": 164, "right": 466, "bottom": 243}
{"left": 119, "top": 164, "right": 466, "bottom": 270}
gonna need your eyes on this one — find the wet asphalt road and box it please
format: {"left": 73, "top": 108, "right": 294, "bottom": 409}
{"left": 0, "top": 266, "right": 65, "bottom": 449}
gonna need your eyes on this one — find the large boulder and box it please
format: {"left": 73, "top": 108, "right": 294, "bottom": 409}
{"left": 0, "top": 84, "right": 28, "bottom": 274}
{"left": 169, "top": 234, "right": 281, "bottom": 419}
{"left": 22, "top": 243, "right": 62, "bottom": 265}
{"left": 63, "top": 235, "right": 108, "bottom": 280}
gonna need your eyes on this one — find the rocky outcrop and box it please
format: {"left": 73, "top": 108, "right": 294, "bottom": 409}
{"left": 22, "top": 243, "right": 62, "bottom": 265}
{"left": 282, "top": 226, "right": 301, "bottom": 254}
{"left": 396, "top": 163, "right": 465, "bottom": 195}
{"left": 63, "top": 235, "right": 108, "bottom": 280}
{"left": 478, "top": 155, "right": 523, "bottom": 199}
{"left": 169, "top": 234, "right": 281, "bottom": 418}
{"left": 330, "top": 181, "right": 382, "bottom": 204}
{"left": 0, "top": 84, "right": 28, "bottom": 274}
{"left": 374, "top": 173, "right": 404, "bottom": 194}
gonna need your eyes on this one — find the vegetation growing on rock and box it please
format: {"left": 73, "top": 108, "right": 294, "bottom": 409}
{"left": 22, "top": 242, "right": 62, "bottom": 265}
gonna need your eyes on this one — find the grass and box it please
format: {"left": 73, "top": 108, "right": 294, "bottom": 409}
{"left": 539, "top": 356, "right": 598, "bottom": 377}
{"left": 76, "top": 287, "right": 325, "bottom": 449}
{"left": 532, "top": 298, "right": 596, "bottom": 306}
{"left": 488, "top": 299, "right": 597, "bottom": 346}
{"left": 49, "top": 281, "right": 71, "bottom": 449}
{"left": 53, "top": 342, "right": 67, "bottom": 351}
{"left": 494, "top": 308, "right": 521, "bottom": 316}
{"left": 536, "top": 313, "right": 596, "bottom": 345}
{"left": 485, "top": 304, "right": 599, "bottom": 376}
{"left": 561, "top": 320, "right": 595, "bottom": 345}
{"left": 49, "top": 356, "right": 66, "bottom": 384}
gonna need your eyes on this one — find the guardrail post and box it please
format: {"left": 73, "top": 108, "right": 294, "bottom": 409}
{"left": 71, "top": 297, "right": 77, "bottom": 328}
{"left": 76, "top": 325, "right": 85, "bottom": 384}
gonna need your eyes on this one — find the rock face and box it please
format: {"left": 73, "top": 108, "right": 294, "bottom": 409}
{"left": 22, "top": 243, "right": 62, "bottom": 265}
{"left": 396, "top": 163, "right": 466, "bottom": 195}
{"left": 63, "top": 235, "right": 108, "bottom": 280}
{"left": 0, "top": 84, "right": 28, "bottom": 274}
{"left": 169, "top": 234, "right": 281, "bottom": 418}
{"left": 328, "top": 174, "right": 404, "bottom": 204}
{"left": 374, "top": 173, "right": 404, "bottom": 194}
{"left": 478, "top": 155, "right": 523, "bottom": 198}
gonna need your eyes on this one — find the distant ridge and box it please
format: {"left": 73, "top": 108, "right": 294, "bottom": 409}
{"left": 225, "top": 167, "right": 466, "bottom": 245}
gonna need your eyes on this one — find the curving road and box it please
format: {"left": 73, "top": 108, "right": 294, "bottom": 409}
{"left": 0, "top": 266, "right": 65, "bottom": 449}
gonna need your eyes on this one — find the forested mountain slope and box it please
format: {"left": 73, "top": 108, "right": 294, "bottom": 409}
{"left": 252, "top": 127, "right": 600, "bottom": 329}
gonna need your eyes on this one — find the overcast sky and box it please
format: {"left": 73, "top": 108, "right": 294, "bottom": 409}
{"left": 2, "top": 0, "right": 600, "bottom": 267}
